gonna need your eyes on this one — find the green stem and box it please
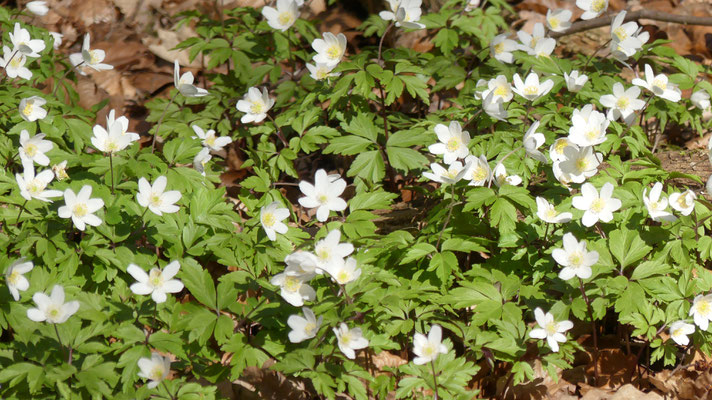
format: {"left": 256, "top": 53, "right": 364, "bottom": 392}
{"left": 16, "top": 199, "right": 28, "bottom": 226}
{"left": 583, "top": 39, "right": 611, "bottom": 70}
{"left": 109, "top": 152, "right": 115, "bottom": 195}
{"left": 377, "top": 22, "right": 394, "bottom": 66}
{"left": 430, "top": 359, "right": 440, "bottom": 400}
{"left": 51, "top": 60, "right": 84, "bottom": 97}
{"left": 151, "top": 91, "right": 179, "bottom": 153}
{"left": 435, "top": 184, "right": 457, "bottom": 250}
{"left": 579, "top": 277, "right": 599, "bottom": 386}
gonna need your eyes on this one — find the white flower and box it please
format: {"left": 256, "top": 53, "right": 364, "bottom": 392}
{"left": 692, "top": 90, "right": 711, "bottom": 110}
{"left": 298, "top": 169, "right": 348, "bottom": 222}
{"left": 482, "top": 90, "right": 508, "bottom": 121}
{"left": 428, "top": 121, "right": 470, "bottom": 164}
{"left": 610, "top": 11, "right": 639, "bottom": 43}
{"left": 236, "top": 87, "right": 274, "bottom": 124}
{"left": 599, "top": 83, "right": 646, "bottom": 125}
{"left": 193, "top": 147, "right": 211, "bottom": 176}
{"left": 523, "top": 121, "right": 547, "bottom": 163}
{"left": 517, "top": 23, "right": 554, "bottom": 57}
{"left": 512, "top": 72, "right": 554, "bottom": 102}
{"left": 381, "top": 0, "right": 426, "bottom": 29}
{"left": 423, "top": 161, "right": 469, "bottom": 184}
{"left": 552, "top": 232, "right": 598, "bottom": 280}
{"left": 529, "top": 307, "right": 573, "bottom": 352}
{"left": 16, "top": 163, "right": 62, "bottom": 202}
{"left": 49, "top": 32, "right": 63, "bottom": 49}
{"left": 5, "top": 258, "right": 33, "bottom": 301}
{"left": 270, "top": 270, "right": 316, "bottom": 307}
{"left": 333, "top": 323, "right": 369, "bottom": 359}
{"left": 412, "top": 324, "right": 448, "bottom": 365}
{"left": 1, "top": 45, "right": 31, "bottom": 80}
{"left": 492, "top": 163, "right": 522, "bottom": 187}
{"left": 325, "top": 257, "right": 361, "bottom": 286}
{"left": 91, "top": 120, "right": 133, "bottom": 153}
{"left": 9, "top": 23, "right": 45, "bottom": 57}
{"left": 546, "top": 9, "right": 572, "bottom": 32}
{"left": 136, "top": 176, "right": 182, "bottom": 216}
{"left": 26, "top": 1, "right": 48, "bottom": 15}
{"left": 314, "top": 229, "right": 354, "bottom": 272}
{"left": 57, "top": 185, "right": 104, "bottom": 231}
{"left": 465, "top": 0, "right": 481, "bottom": 12}
{"left": 609, "top": 35, "right": 646, "bottom": 61}
{"left": 260, "top": 201, "right": 290, "bottom": 241}
{"left": 287, "top": 307, "right": 322, "bottom": 343}
{"left": 26, "top": 285, "right": 79, "bottom": 324}
{"left": 564, "top": 70, "right": 588, "bottom": 93}
{"left": 306, "top": 62, "right": 340, "bottom": 81}
{"left": 536, "top": 197, "right": 572, "bottom": 224}
{"left": 669, "top": 190, "right": 696, "bottom": 216}
{"left": 632, "top": 64, "right": 681, "bottom": 102}
{"left": 19, "top": 130, "right": 52, "bottom": 166}
{"left": 572, "top": 182, "right": 622, "bottom": 227}
{"left": 311, "top": 32, "right": 347, "bottom": 67}
{"left": 192, "top": 125, "right": 231, "bottom": 151}
{"left": 262, "top": 0, "right": 299, "bottom": 31}
{"left": 642, "top": 182, "right": 676, "bottom": 222}
{"left": 576, "top": 0, "right": 608, "bottom": 20}
{"left": 568, "top": 108, "right": 609, "bottom": 147}
{"left": 489, "top": 34, "right": 517, "bottom": 64}
{"left": 463, "top": 155, "right": 491, "bottom": 186}
{"left": 68, "top": 34, "right": 113, "bottom": 74}
{"left": 127, "top": 261, "right": 184, "bottom": 304}
{"left": 19, "top": 96, "right": 47, "bottom": 122}
{"left": 669, "top": 321, "right": 695, "bottom": 346}
{"left": 690, "top": 294, "right": 712, "bottom": 331}
{"left": 552, "top": 160, "right": 573, "bottom": 188}
{"left": 558, "top": 146, "right": 601, "bottom": 183}
{"left": 173, "top": 60, "right": 208, "bottom": 97}
{"left": 137, "top": 352, "right": 171, "bottom": 389}
{"left": 549, "top": 138, "right": 573, "bottom": 163}
{"left": 477, "top": 75, "right": 513, "bottom": 103}
{"left": 52, "top": 160, "right": 68, "bottom": 181}
{"left": 284, "top": 251, "right": 320, "bottom": 276}
{"left": 106, "top": 109, "right": 140, "bottom": 142}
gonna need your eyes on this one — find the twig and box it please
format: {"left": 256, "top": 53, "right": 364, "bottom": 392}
{"left": 551, "top": 10, "right": 712, "bottom": 39}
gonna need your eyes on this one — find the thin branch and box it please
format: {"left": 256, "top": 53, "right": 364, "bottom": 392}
{"left": 551, "top": 10, "right": 712, "bottom": 39}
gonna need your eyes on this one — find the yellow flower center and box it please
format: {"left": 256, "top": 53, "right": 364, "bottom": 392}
{"left": 585, "top": 130, "right": 600, "bottom": 141}
{"left": 615, "top": 96, "right": 630, "bottom": 110}
{"left": 614, "top": 27, "right": 627, "bottom": 41}
{"left": 472, "top": 166, "right": 488, "bottom": 182}
{"left": 337, "top": 270, "right": 350, "bottom": 283}
{"left": 554, "top": 139, "right": 568, "bottom": 154}
{"left": 205, "top": 135, "right": 216, "bottom": 147}
{"left": 73, "top": 203, "right": 88, "bottom": 217}
{"left": 22, "top": 102, "right": 33, "bottom": 117}
{"left": 53, "top": 165, "right": 68, "bottom": 180}
{"left": 24, "top": 143, "right": 38, "bottom": 157}
{"left": 494, "top": 85, "right": 509, "bottom": 97}
{"left": 149, "top": 366, "right": 165, "bottom": 382}
{"left": 250, "top": 101, "right": 264, "bottom": 114}
{"left": 317, "top": 194, "right": 329, "bottom": 204}
{"left": 549, "top": 17, "right": 560, "bottom": 29}
{"left": 546, "top": 208, "right": 558, "bottom": 219}
{"left": 149, "top": 194, "right": 162, "bottom": 207}
{"left": 340, "top": 332, "right": 352, "bottom": 346}
{"left": 530, "top": 37, "right": 539, "bottom": 49}
{"left": 89, "top": 50, "right": 101, "bottom": 65}
{"left": 105, "top": 140, "right": 118, "bottom": 153}
{"left": 568, "top": 251, "right": 583, "bottom": 267}
{"left": 697, "top": 300, "right": 710, "bottom": 315}
{"left": 446, "top": 138, "right": 460, "bottom": 152}
{"left": 421, "top": 342, "right": 437, "bottom": 357}
{"left": 677, "top": 196, "right": 689, "bottom": 209}
{"left": 493, "top": 43, "right": 504, "bottom": 54}
{"left": 262, "top": 212, "right": 276, "bottom": 227}
{"left": 326, "top": 45, "right": 341, "bottom": 60}
{"left": 278, "top": 12, "right": 293, "bottom": 26}
{"left": 591, "top": 0, "right": 606, "bottom": 12}
{"left": 304, "top": 322, "right": 317, "bottom": 335}
{"left": 653, "top": 78, "right": 666, "bottom": 90}
{"left": 8, "top": 271, "right": 20, "bottom": 285}
{"left": 524, "top": 86, "right": 538, "bottom": 96}
{"left": 316, "top": 247, "right": 330, "bottom": 261}
{"left": 284, "top": 276, "right": 301, "bottom": 292}
{"left": 27, "top": 179, "right": 46, "bottom": 195}
{"left": 149, "top": 269, "right": 163, "bottom": 288}
{"left": 48, "top": 306, "right": 60, "bottom": 318}
{"left": 649, "top": 200, "right": 659, "bottom": 210}
{"left": 576, "top": 158, "right": 590, "bottom": 172}
{"left": 545, "top": 321, "right": 558, "bottom": 335}
{"left": 672, "top": 327, "right": 684, "bottom": 338}
{"left": 10, "top": 56, "right": 21, "bottom": 68}
{"left": 590, "top": 198, "right": 605, "bottom": 213}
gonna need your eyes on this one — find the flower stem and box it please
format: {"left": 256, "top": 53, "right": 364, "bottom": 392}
{"left": 151, "top": 91, "right": 179, "bottom": 154}
{"left": 543, "top": 223, "right": 550, "bottom": 244}
{"left": 266, "top": 113, "right": 289, "bottom": 147}
{"left": 0, "top": 49, "right": 19, "bottom": 85}
{"left": 436, "top": 184, "right": 457, "bottom": 250}
{"left": 583, "top": 39, "right": 611, "bottom": 71}
{"left": 162, "top": 380, "right": 176, "bottom": 400}
{"left": 430, "top": 359, "right": 440, "bottom": 400}
{"left": 488, "top": 145, "right": 524, "bottom": 188}
{"left": 51, "top": 60, "right": 84, "bottom": 97}
{"left": 578, "top": 277, "right": 599, "bottom": 386}
{"left": 109, "top": 152, "right": 115, "bottom": 195}
{"left": 377, "top": 22, "right": 394, "bottom": 66}
{"left": 15, "top": 199, "right": 28, "bottom": 227}
{"left": 53, "top": 323, "right": 72, "bottom": 364}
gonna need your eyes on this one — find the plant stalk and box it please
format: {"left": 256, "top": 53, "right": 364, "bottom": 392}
{"left": 579, "top": 277, "right": 599, "bottom": 386}
{"left": 151, "top": 91, "right": 179, "bottom": 153}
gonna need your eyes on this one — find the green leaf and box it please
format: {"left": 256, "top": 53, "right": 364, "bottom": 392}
{"left": 347, "top": 150, "right": 385, "bottom": 182}
{"left": 323, "top": 135, "right": 374, "bottom": 155}
{"left": 401, "top": 243, "right": 437, "bottom": 264}
{"left": 609, "top": 228, "right": 652, "bottom": 270}
{"left": 181, "top": 260, "right": 217, "bottom": 309}
{"left": 386, "top": 146, "right": 428, "bottom": 172}
{"left": 349, "top": 190, "right": 397, "bottom": 212}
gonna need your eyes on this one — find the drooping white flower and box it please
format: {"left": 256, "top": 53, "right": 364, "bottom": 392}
{"left": 236, "top": 87, "right": 274, "bottom": 124}
{"left": 412, "top": 324, "right": 448, "bottom": 365}
{"left": 324, "top": 257, "right": 361, "bottom": 286}
{"left": 564, "top": 70, "right": 588, "bottom": 93}
{"left": 477, "top": 75, "right": 513, "bottom": 103}
{"left": 690, "top": 294, "right": 712, "bottom": 331}
{"left": 1, "top": 45, "right": 31, "bottom": 80}
{"left": 523, "top": 121, "right": 547, "bottom": 163}
{"left": 9, "top": 23, "right": 45, "bottom": 57}
{"left": 270, "top": 270, "right": 316, "bottom": 307}
{"left": 558, "top": 146, "right": 601, "bottom": 183}
{"left": 428, "top": 121, "right": 470, "bottom": 165}
{"left": 49, "top": 32, "right": 63, "bottom": 49}
{"left": 568, "top": 108, "right": 609, "bottom": 147}
{"left": 57, "top": 185, "right": 104, "bottom": 231}
{"left": 311, "top": 32, "right": 347, "bottom": 67}
{"left": 383, "top": 0, "right": 426, "bottom": 29}
{"left": 19, "top": 130, "right": 52, "bottom": 167}
{"left": 193, "top": 147, "right": 211, "bottom": 176}
{"left": 610, "top": 11, "right": 639, "bottom": 44}
{"left": 632, "top": 64, "right": 682, "bottom": 102}
{"left": 492, "top": 163, "right": 522, "bottom": 187}
{"left": 669, "top": 190, "right": 696, "bottom": 216}
{"left": 192, "top": 125, "right": 231, "bottom": 151}
{"left": 609, "top": 35, "right": 647, "bottom": 62}
{"left": 489, "top": 34, "right": 517, "bottom": 64}
{"left": 333, "top": 323, "right": 369, "bottom": 359}
{"left": 16, "top": 163, "right": 62, "bottom": 202}
{"left": 262, "top": 0, "right": 299, "bottom": 32}
{"left": 599, "top": 83, "right": 646, "bottom": 125}
{"left": 536, "top": 197, "right": 572, "bottom": 224}
{"left": 173, "top": 60, "right": 208, "bottom": 97}
{"left": 19, "top": 96, "right": 47, "bottom": 122}
{"left": 260, "top": 201, "right": 290, "bottom": 241}
{"left": 642, "top": 182, "right": 676, "bottom": 222}
{"left": 306, "top": 62, "right": 340, "bottom": 81}
{"left": 546, "top": 9, "right": 572, "bottom": 32}
{"left": 5, "top": 258, "right": 33, "bottom": 301}
{"left": 572, "top": 182, "right": 622, "bottom": 227}
{"left": 576, "top": 0, "right": 608, "bottom": 20}
{"left": 52, "top": 160, "right": 68, "bottom": 181}
{"left": 549, "top": 138, "right": 573, "bottom": 163}
{"left": 92, "top": 120, "right": 133, "bottom": 154}
{"left": 529, "top": 307, "right": 573, "bottom": 352}
{"left": 463, "top": 155, "right": 491, "bottom": 186}
{"left": 68, "top": 34, "right": 113, "bottom": 74}
{"left": 136, "top": 176, "right": 182, "bottom": 216}
{"left": 287, "top": 307, "right": 322, "bottom": 343}
{"left": 127, "top": 261, "right": 184, "bottom": 304}
{"left": 669, "top": 321, "right": 695, "bottom": 346}
{"left": 552, "top": 232, "right": 598, "bottom": 280}
{"left": 106, "top": 109, "right": 140, "bottom": 142}
{"left": 137, "top": 352, "right": 171, "bottom": 389}
{"left": 26, "top": 1, "right": 49, "bottom": 16}
{"left": 691, "top": 90, "right": 711, "bottom": 110}
{"left": 482, "top": 90, "right": 508, "bottom": 121}
{"left": 512, "top": 72, "right": 554, "bottom": 102}
{"left": 26, "top": 285, "right": 79, "bottom": 324}
{"left": 314, "top": 229, "right": 354, "bottom": 272}
{"left": 423, "top": 161, "right": 469, "bottom": 185}
{"left": 298, "top": 169, "right": 348, "bottom": 222}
